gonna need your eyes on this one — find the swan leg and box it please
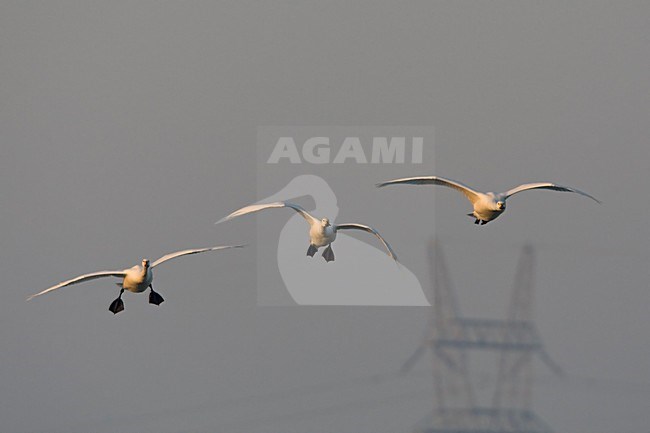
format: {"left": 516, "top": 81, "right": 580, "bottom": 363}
{"left": 480, "top": 220, "right": 488, "bottom": 225}
{"left": 306, "top": 244, "right": 318, "bottom": 257}
{"left": 148, "top": 285, "right": 165, "bottom": 306}
{"left": 109, "top": 289, "right": 125, "bottom": 315}
{"left": 474, "top": 219, "right": 480, "bottom": 225}
{"left": 322, "top": 244, "right": 335, "bottom": 262}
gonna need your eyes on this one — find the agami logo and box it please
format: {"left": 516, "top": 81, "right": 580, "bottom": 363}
{"left": 255, "top": 126, "right": 435, "bottom": 305}
{"left": 267, "top": 136, "right": 424, "bottom": 164}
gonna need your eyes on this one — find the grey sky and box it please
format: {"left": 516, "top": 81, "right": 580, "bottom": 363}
{"left": 1, "top": 1, "right": 649, "bottom": 432}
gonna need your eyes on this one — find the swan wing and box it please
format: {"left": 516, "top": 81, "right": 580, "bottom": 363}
{"left": 335, "top": 223, "right": 398, "bottom": 262}
{"left": 377, "top": 176, "right": 481, "bottom": 204}
{"left": 151, "top": 245, "right": 245, "bottom": 268}
{"left": 503, "top": 182, "right": 601, "bottom": 203}
{"left": 27, "top": 270, "right": 127, "bottom": 300}
{"left": 216, "top": 201, "right": 319, "bottom": 225}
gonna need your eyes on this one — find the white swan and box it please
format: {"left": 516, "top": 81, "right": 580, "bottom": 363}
{"left": 218, "top": 175, "right": 430, "bottom": 306}
{"left": 218, "top": 202, "right": 397, "bottom": 262}
{"left": 27, "top": 245, "right": 244, "bottom": 314}
{"left": 377, "top": 176, "right": 600, "bottom": 225}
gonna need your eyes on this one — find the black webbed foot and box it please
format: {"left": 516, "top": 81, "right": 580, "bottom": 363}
{"left": 109, "top": 289, "right": 125, "bottom": 314}
{"left": 322, "top": 244, "right": 335, "bottom": 262}
{"left": 149, "top": 286, "right": 164, "bottom": 306}
{"left": 306, "top": 244, "right": 318, "bottom": 257}
{"left": 474, "top": 219, "right": 480, "bottom": 225}
{"left": 480, "top": 220, "right": 488, "bottom": 225}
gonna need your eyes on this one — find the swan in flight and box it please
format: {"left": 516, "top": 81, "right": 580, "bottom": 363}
{"left": 219, "top": 175, "right": 429, "bottom": 305}
{"left": 218, "top": 202, "right": 397, "bottom": 263}
{"left": 377, "top": 176, "right": 600, "bottom": 225}
{"left": 27, "top": 245, "right": 244, "bottom": 314}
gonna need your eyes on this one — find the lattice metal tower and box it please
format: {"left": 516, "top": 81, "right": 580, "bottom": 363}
{"left": 404, "top": 240, "right": 561, "bottom": 433}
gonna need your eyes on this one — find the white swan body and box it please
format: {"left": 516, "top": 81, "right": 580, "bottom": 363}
{"left": 218, "top": 175, "right": 430, "bottom": 306}
{"left": 219, "top": 201, "right": 397, "bottom": 262}
{"left": 28, "top": 245, "right": 244, "bottom": 314}
{"left": 377, "top": 176, "right": 600, "bottom": 224}
{"left": 121, "top": 261, "right": 153, "bottom": 293}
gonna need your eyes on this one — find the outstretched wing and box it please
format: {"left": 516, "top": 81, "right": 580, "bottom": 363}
{"left": 335, "top": 223, "right": 398, "bottom": 262}
{"left": 27, "top": 270, "right": 127, "bottom": 301}
{"left": 151, "top": 245, "right": 245, "bottom": 268}
{"left": 216, "top": 201, "right": 319, "bottom": 225}
{"left": 377, "top": 176, "right": 481, "bottom": 204}
{"left": 503, "top": 183, "right": 601, "bottom": 203}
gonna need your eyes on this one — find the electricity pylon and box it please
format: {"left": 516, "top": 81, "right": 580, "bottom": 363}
{"left": 405, "top": 239, "right": 561, "bottom": 433}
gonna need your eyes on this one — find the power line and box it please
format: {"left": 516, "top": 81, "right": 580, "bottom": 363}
{"left": 404, "top": 239, "right": 560, "bottom": 433}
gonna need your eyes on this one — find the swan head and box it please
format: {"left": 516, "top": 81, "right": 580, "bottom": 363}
{"left": 142, "top": 259, "right": 150, "bottom": 269}
{"left": 496, "top": 201, "right": 506, "bottom": 211}
{"left": 321, "top": 218, "right": 331, "bottom": 227}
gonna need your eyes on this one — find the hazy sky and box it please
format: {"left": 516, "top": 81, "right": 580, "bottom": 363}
{"left": 1, "top": 2, "right": 649, "bottom": 432}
